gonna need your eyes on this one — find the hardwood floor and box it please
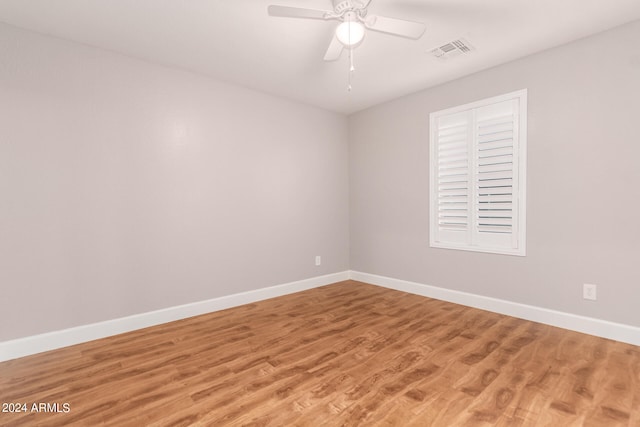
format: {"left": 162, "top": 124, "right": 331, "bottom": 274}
{"left": 1, "top": 280, "right": 639, "bottom": 426}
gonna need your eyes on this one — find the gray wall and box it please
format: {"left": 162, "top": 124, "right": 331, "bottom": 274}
{"left": 0, "top": 24, "right": 349, "bottom": 341}
{"left": 2, "top": 19, "right": 639, "bottom": 344}
{"left": 349, "top": 20, "right": 640, "bottom": 327}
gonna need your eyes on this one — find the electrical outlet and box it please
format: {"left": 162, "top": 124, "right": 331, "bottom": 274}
{"left": 583, "top": 283, "right": 597, "bottom": 301}
{"left": 315, "top": 256, "right": 321, "bottom": 266}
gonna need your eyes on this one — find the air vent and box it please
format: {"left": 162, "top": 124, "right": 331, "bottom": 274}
{"left": 429, "top": 38, "right": 475, "bottom": 60}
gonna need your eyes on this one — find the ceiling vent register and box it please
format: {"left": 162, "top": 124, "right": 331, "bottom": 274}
{"left": 430, "top": 38, "right": 475, "bottom": 60}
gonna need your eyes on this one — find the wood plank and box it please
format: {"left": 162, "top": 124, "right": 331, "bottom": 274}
{"left": 0, "top": 280, "right": 638, "bottom": 426}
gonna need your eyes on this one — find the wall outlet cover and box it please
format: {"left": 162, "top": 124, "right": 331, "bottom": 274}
{"left": 583, "top": 283, "right": 597, "bottom": 301}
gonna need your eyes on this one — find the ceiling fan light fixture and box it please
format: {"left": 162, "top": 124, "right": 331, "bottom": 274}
{"left": 336, "top": 18, "right": 365, "bottom": 46}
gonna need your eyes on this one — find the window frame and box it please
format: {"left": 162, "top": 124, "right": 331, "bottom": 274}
{"left": 429, "top": 89, "right": 527, "bottom": 256}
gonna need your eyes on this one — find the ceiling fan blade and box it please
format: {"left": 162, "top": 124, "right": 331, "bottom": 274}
{"left": 354, "top": 0, "right": 372, "bottom": 9}
{"left": 267, "top": 5, "right": 331, "bottom": 20}
{"left": 324, "top": 35, "right": 344, "bottom": 61}
{"left": 364, "top": 15, "right": 426, "bottom": 39}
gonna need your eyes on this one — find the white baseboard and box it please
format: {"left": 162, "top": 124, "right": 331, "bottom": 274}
{"left": 350, "top": 271, "right": 640, "bottom": 347}
{"left": 0, "top": 271, "right": 350, "bottom": 362}
{"left": 3, "top": 269, "right": 637, "bottom": 363}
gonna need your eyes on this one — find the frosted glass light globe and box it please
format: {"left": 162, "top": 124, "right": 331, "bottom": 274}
{"left": 336, "top": 20, "right": 365, "bottom": 46}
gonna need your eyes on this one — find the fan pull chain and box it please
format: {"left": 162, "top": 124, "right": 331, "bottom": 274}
{"left": 350, "top": 47, "right": 355, "bottom": 72}
{"left": 347, "top": 19, "right": 354, "bottom": 92}
{"left": 348, "top": 47, "right": 354, "bottom": 92}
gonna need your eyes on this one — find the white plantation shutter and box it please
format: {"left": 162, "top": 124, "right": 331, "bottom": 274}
{"left": 430, "top": 90, "right": 527, "bottom": 256}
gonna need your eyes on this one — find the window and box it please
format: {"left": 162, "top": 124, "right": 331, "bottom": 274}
{"left": 429, "top": 90, "right": 527, "bottom": 256}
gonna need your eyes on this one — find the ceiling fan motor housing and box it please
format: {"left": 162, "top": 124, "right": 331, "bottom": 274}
{"left": 333, "top": 0, "right": 355, "bottom": 14}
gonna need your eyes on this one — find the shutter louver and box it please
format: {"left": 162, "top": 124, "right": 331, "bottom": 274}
{"left": 475, "top": 112, "right": 515, "bottom": 235}
{"left": 436, "top": 116, "right": 469, "bottom": 233}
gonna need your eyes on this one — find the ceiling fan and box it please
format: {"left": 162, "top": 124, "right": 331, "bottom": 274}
{"left": 267, "top": 0, "right": 426, "bottom": 61}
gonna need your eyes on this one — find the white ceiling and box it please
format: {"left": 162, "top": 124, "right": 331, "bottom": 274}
{"left": 1, "top": 0, "right": 640, "bottom": 114}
